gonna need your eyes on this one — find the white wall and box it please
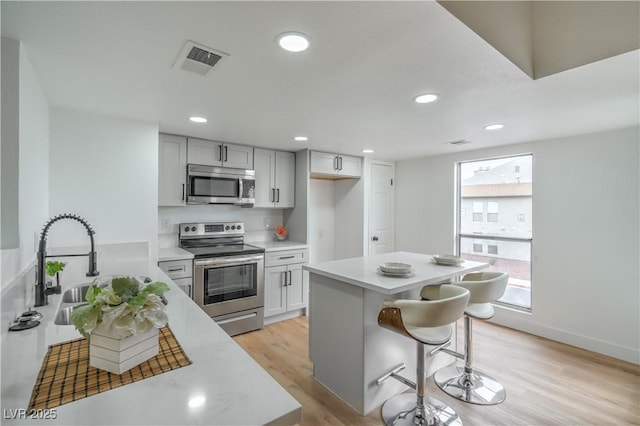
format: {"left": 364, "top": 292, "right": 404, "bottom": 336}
{"left": 48, "top": 108, "right": 158, "bottom": 261}
{"left": 308, "top": 177, "right": 365, "bottom": 263}
{"left": 18, "top": 43, "right": 50, "bottom": 272}
{"left": 308, "top": 179, "right": 335, "bottom": 263}
{"left": 0, "top": 39, "right": 50, "bottom": 288}
{"left": 395, "top": 126, "right": 640, "bottom": 363}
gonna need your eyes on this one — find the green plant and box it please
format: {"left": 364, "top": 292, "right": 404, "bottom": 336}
{"left": 71, "top": 276, "right": 170, "bottom": 339}
{"left": 45, "top": 261, "right": 66, "bottom": 277}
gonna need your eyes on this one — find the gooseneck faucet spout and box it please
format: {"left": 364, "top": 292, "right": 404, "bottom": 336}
{"left": 35, "top": 214, "right": 99, "bottom": 307}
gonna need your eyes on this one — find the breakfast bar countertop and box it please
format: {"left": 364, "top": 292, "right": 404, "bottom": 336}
{"left": 0, "top": 259, "right": 301, "bottom": 425}
{"left": 304, "top": 251, "right": 487, "bottom": 294}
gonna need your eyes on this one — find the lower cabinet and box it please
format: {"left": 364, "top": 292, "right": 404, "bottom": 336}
{"left": 158, "top": 259, "right": 193, "bottom": 298}
{"left": 264, "top": 248, "right": 308, "bottom": 321}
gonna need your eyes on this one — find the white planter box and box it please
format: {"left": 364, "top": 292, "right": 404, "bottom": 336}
{"left": 89, "top": 327, "right": 159, "bottom": 374}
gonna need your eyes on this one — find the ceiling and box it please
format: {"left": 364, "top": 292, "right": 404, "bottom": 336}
{"left": 2, "top": 1, "right": 639, "bottom": 161}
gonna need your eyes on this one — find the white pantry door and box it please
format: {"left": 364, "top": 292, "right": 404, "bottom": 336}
{"left": 369, "top": 161, "right": 395, "bottom": 255}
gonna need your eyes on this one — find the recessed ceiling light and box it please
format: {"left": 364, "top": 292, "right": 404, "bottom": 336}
{"left": 188, "top": 395, "right": 206, "bottom": 408}
{"left": 276, "top": 32, "right": 310, "bottom": 52}
{"left": 294, "top": 136, "right": 308, "bottom": 142}
{"left": 189, "top": 117, "right": 207, "bottom": 123}
{"left": 414, "top": 93, "right": 439, "bottom": 104}
{"left": 362, "top": 149, "right": 374, "bottom": 154}
{"left": 484, "top": 124, "right": 504, "bottom": 130}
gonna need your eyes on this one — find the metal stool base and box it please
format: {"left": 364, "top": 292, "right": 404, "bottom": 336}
{"left": 434, "top": 365, "right": 506, "bottom": 405}
{"left": 381, "top": 393, "right": 462, "bottom": 426}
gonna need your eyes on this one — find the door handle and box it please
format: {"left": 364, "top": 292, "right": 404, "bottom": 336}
{"left": 283, "top": 271, "right": 288, "bottom": 287}
{"left": 224, "top": 146, "right": 228, "bottom": 162}
{"left": 372, "top": 236, "right": 379, "bottom": 241}
{"left": 276, "top": 188, "right": 280, "bottom": 203}
{"left": 182, "top": 183, "right": 185, "bottom": 201}
{"left": 334, "top": 156, "right": 338, "bottom": 171}
{"left": 339, "top": 156, "right": 343, "bottom": 170}
{"left": 288, "top": 270, "right": 292, "bottom": 286}
{"left": 218, "top": 145, "right": 223, "bottom": 162}
{"left": 271, "top": 188, "right": 275, "bottom": 202}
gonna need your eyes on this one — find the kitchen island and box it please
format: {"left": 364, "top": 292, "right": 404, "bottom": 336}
{"left": 1, "top": 257, "right": 301, "bottom": 425}
{"left": 304, "top": 251, "right": 486, "bottom": 415}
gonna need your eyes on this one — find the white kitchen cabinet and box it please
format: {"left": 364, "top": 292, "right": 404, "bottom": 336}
{"left": 254, "top": 148, "right": 295, "bottom": 208}
{"left": 158, "top": 134, "right": 187, "bottom": 206}
{"left": 158, "top": 259, "right": 193, "bottom": 298}
{"left": 310, "top": 150, "right": 361, "bottom": 178}
{"left": 187, "top": 137, "right": 254, "bottom": 169}
{"left": 264, "top": 248, "right": 308, "bottom": 319}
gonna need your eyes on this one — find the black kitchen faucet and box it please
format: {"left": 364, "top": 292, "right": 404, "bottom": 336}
{"left": 34, "top": 214, "right": 99, "bottom": 307}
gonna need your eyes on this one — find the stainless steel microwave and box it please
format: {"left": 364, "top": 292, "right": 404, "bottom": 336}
{"left": 186, "top": 164, "right": 255, "bottom": 206}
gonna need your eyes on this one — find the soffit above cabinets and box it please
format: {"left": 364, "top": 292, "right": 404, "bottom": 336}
{"left": 438, "top": 1, "right": 640, "bottom": 79}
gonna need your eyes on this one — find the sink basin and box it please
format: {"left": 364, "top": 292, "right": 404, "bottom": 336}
{"left": 62, "top": 285, "right": 91, "bottom": 303}
{"left": 54, "top": 304, "right": 87, "bottom": 325}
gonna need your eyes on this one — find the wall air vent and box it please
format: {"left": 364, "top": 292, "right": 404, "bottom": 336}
{"left": 444, "top": 139, "right": 471, "bottom": 146}
{"left": 172, "top": 40, "right": 229, "bottom": 76}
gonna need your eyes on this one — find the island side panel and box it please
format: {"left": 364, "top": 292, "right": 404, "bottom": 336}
{"left": 309, "top": 273, "right": 366, "bottom": 414}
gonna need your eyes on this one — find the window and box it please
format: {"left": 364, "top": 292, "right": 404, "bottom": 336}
{"left": 472, "top": 202, "right": 483, "bottom": 222}
{"left": 487, "top": 202, "right": 499, "bottom": 222}
{"left": 457, "top": 154, "right": 533, "bottom": 310}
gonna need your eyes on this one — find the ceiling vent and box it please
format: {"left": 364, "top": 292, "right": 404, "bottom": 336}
{"left": 444, "top": 139, "right": 471, "bottom": 146}
{"left": 172, "top": 40, "right": 229, "bottom": 76}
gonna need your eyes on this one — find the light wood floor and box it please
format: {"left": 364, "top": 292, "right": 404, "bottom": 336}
{"left": 234, "top": 316, "right": 639, "bottom": 426}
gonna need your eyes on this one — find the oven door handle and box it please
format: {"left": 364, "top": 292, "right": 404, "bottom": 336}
{"left": 194, "top": 254, "right": 264, "bottom": 267}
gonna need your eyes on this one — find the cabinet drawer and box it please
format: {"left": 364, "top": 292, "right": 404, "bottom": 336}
{"left": 158, "top": 259, "right": 192, "bottom": 279}
{"left": 265, "top": 249, "right": 308, "bottom": 267}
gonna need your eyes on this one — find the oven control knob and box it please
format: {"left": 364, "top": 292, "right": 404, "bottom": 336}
{"left": 184, "top": 226, "right": 189, "bottom": 232}
{"left": 225, "top": 225, "right": 230, "bottom": 230}
{"left": 191, "top": 226, "right": 197, "bottom": 232}
{"left": 231, "top": 225, "right": 236, "bottom": 230}
{"left": 237, "top": 225, "right": 242, "bottom": 230}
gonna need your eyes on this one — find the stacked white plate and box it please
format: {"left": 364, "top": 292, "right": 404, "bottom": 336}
{"left": 378, "top": 262, "right": 414, "bottom": 277}
{"left": 432, "top": 254, "right": 465, "bottom": 266}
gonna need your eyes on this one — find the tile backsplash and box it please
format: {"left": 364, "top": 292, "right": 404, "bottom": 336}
{"left": 158, "top": 205, "right": 284, "bottom": 247}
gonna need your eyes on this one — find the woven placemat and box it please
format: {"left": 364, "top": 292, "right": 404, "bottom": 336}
{"left": 28, "top": 326, "right": 192, "bottom": 410}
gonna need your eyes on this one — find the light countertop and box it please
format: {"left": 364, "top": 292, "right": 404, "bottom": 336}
{"left": 251, "top": 240, "right": 308, "bottom": 252}
{"left": 1, "top": 259, "right": 301, "bottom": 425}
{"left": 158, "top": 247, "right": 194, "bottom": 262}
{"left": 304, "top": 251, "right": 487, "bottom": 294}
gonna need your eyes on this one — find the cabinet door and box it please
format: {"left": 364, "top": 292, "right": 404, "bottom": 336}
{"left": 310, "top": 151, "right": 338, "bottom": 175}
{"left": 187, "top": 138, "right": 222, "bottom": 166}
{"left": 337, "top": 154, "right": 362, "bottom": 177}
{"left": 223, "top": 143, "right": 254, "bottom": 169}
{"left": 275, "top": 151, "right": 295, "bottom": 208}
{"left": 254, "top": 148, "right": 276, "bottom": 208}
{"left": 286, "top": 263, "right": 307, "bottom": 311}
{"left": 264, "top": 265, "right": 287, "bottom": 317}
{"left": 158, "top": 134, "right": 187, "bottom": 206}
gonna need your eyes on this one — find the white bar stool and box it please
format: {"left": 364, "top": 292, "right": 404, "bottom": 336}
{"left": 433, "top": 271, "right": 509, "bottom": 405}
{"left": 376, "top": 285, "right": 470, "bottom": 426}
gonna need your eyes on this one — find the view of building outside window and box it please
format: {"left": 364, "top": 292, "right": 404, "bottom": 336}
{"left": 458, "top": 154, "right": 533, "bottom": 309}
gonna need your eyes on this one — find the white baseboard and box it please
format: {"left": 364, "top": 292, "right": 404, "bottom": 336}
{"left": 264, "top": 309, "right": 306, "bottom": 326}
{"left": 492, "top": 306, "right": 639, "bottom": 364}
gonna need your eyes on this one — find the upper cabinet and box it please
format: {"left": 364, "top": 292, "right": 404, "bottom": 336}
{"left": 187, "top": 138, "right": 254, "bottom": 170}
{"left": 254, "top": 148, "right": 295, "bottom": 208}
{"left": 159, "top": 134, "right": 187, "bottom": 206}
{"left": 310, "top": 151, "right": 362, "bottom": 178}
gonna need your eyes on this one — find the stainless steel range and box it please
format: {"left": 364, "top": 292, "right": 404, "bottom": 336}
{"left": 179, "top": 222, "right": 264, "bottom": 336}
